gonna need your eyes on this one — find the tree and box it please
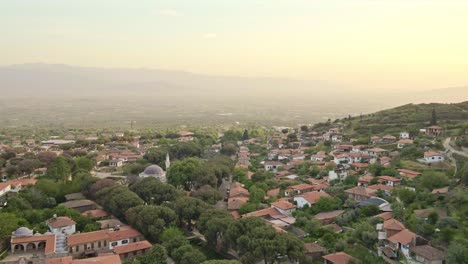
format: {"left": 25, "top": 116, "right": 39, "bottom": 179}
{"left": 139, "top": 244, "right": 167, "bottom": 264}
{"left": 248, "top": 185, "right": 265, "bottom": 204}
{"left": 97, "top": 186, "right": 144, "bottom": 219}
{"left": 179, "top": 247, "right": 206, "bottom": 264}
{"left": 446, "top": 241, "right": 468, "bottom": 264}
{"left": 221, "top": 143, "right": 237, "bottom": 156}
{"left": 312, "top": 196, "right": 342, "bottom": 214}
{"left": 191, "top": 185, "right": 222, "bottom": 205}
{"left": 46, "top": 156, "right": 72, "bottom": 182}
{"left": 74, "top": 157, "right": 94, "bottom": 173}
{"left": 242, "top": 129, "right": 249, "bottom": 140}
{"left": 126, "top": 205, "right": 178, "bottom": 242}
{"left": 431, "top": 108, "right": 437, "bottom": 125}
{"left": 300, "top": 125, "right": 308, "bottom": 132}
{"left": 0, "top": 213, "right": 27, "bottom": 240}
{"left": 167, "top": 158, "right": 217, "bottom": 190}
{"left": 198, "top": 209, "right": 234, "bottom": 252}
{"left": 172, "top": 197, "right": 209, "bottom": 229}
{"left": 130, "top": 177, "right": 180, "bottom": 205}
{"left": 37, "top": 151, "right": 57, "bottom": 166}
{"left": 160, "top": 227, "right": 188, "bottom": 256}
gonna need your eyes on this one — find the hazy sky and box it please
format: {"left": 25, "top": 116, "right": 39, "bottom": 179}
{"left": 1, "top": 0, "right": 468, "bottom": 90}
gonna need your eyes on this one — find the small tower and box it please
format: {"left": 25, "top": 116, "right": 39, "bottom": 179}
{"left": 165, "top": 153, "right": 171, "bottom": 171}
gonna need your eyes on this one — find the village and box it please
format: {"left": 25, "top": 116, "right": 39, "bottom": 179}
{"left": 0, "top": 109, "right": 467, "bottom": 264}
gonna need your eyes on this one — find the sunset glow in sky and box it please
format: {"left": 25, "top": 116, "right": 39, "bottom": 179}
{"left": 1, "top": 0, "right": 468, "bottom": 90}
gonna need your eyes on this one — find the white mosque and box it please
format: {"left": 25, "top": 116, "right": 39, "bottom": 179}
{"left": 139, "top": 153, "right": 170, "bottom": 183}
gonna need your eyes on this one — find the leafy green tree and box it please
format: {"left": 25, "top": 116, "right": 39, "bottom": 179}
{"left": 74, "top": 157, "right": 94, "bottom": 173}
{"left": 130, "top": 177, "right": 180, "bottom": 205}
{"left": 198, "top": 209, "right": 234, "bottom": 252}
{"left": 167, "top": 158, "right": 217, "bottom": 190}
{"left": 171, "top": 197, "right": 209, "bottom": 229}
{"left": 221, "top": 143, "right": 237, "bottom": 156}
{"left": 446, "top": 242, "right": 468, "bottom": 264}
{"left": 0, "top": 213, "right": 27, "bottom": 240}
{"left": 242, "top": 129, "right": 249, "bottom": 140}
{"left": 46, "top": 156, "right": 71, "bottom": 182}
{"left": 139, "top": 244, "right": 167, "bottom": 264}
{"left": 312, "top": 196, "right": 342, "bottom": 214}
{"left": 248, "top": 185, "right": 265, "bottom": 204}
{"left": 126, "top": 205, "right": 178, "bottom": 242}
{"left": 191, "top": 185, "right": 222, "bottom": 205}
{"left": 431, "top": 108, "right": 437, "bottom": 125}
{"left": 97, "top": 185, "right": 144, "bottom": 219}
{"left": 202, "top": 261, "right": 241, "bottom": 264}
{"left": 160, "top": 227, "right": 188, "bottom": 256}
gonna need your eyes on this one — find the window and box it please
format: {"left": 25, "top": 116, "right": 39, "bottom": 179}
{"left": 76, "top": 246, "right": 79, "bottom": 252}
{"left": 98, "top": 241, "right": 101, "bottom": 248}
{"left": 69, "top": 248, "right": 73, "bottom": 253}
{"left": 111, "top": 242, "right": 118, "bottom": 247}
{"left": 104, "top": 241, "right": 107, "bottom": 246}
{"left": 133, "top": 238, "right": 137, "bottom": 243}
{"left": 91, "top": 243, "right": 94, "bottom": 249}
{"left": 122, "top": 239, "right": 129, "bottom": 244}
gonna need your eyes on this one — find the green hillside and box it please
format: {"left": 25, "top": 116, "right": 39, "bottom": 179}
{"left": 328, "top": 101, "right": 468, "bottom": 136}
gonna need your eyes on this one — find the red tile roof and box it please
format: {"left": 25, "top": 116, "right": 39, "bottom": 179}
{"left": 271, "top": 201, "right": 296, "bottom": 210}
{"left": 12, "top": 234, "right": 56, "bottom": 255}
{"left": 344, "top": 186, "right": 377, "bottom": 197}
{"left": 383, "top": 218, "right": 405, "bottom": 231}
{"left": 322, "top": 252, "right": 356, "bottom": 264}
{"left": 387, "top": 229, "right": 416, "bottom": 245}
{"left": 47, "top": 216, "right": 76, "bottom": 228}
{"left": 297, "top": 191, "right": 330, "bottom": 205}
{"left": 82, "top": 209, "right": 110, "bottom": 219}
{"left": 314, "top": 210, "right": 345, "bottom": 220}
{"left": 67, "top": 227, "right": 141, "bottom": 246}
{"left": 113, "top": 240, "right": 152, "bottom": 254}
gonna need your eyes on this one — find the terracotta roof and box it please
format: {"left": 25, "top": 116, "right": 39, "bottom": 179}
{"left": 12, "top": 234, "right": 56, "bottom": 255}
{"left": 351, "top": 163, "right": 369, "bottom": 169}
{"left": 230, "top": 183, "right": 250, "bottom": 197}
{"left": 367, "top": 148, "right": 387, "bottom": 152}
{"left": 243, "top": 207, "right": 284, "bottom": 218}
{"left": 322, "top": 252, "right": 356, "bottom": 264}
{"left": 228, "top": 197, "right": 249, "bottom": 210}
{"left": 230, "top": 211, "right": 241, "bottom": 219}
{"left": 297, "top": 191, "right": 330, "bottom": 205}
{"left": 0, "top": 182, "right": 10, "bottom": 191}
{"left": 377, "top": 176, "right": 401, "bottom": 182}
{"left": 47, "top": 216, "right": 76, "bottom": 228}
{"left": 107, "top": 226, "right": 141, "bottom": 242}
{"left": 290, "top": 183, "right": 314, "bottom": 191}
{"left": 7, "top": 178, "right": 37, "bottom": 187}
{"left": 113, "top": 240, "right": 152, "bottom": 254}
{"left": 383, "top": 219, "right": 405, "bottom": 231}
{"left": 304, "top": 242, "right": 326, "bottom": 254}
{"left": 368, "top": 184, "right": 394, "bottom": 192}
{"left": 375, "top": 212, "right": 393, "bottom": 221}
{"left": 358, "top": 175, "right": 374, "bottom": 183}
{"left": 67, "top": 227, "right": 141, "bottom": 246}
{"left": 398, "top": 169, "right": 422, "bottom": 179}
{"left": 424, "top": 151, "right": 443, "bottom": 157}
{"left": 46, "top": 256, "right": 73, "bottom": 264}
{"left": 82, "top": 209, "right": 110, "bottom": 219}
{"left": 410, "top": 245, "right": 446, "bottom": 261}
{"left": 271, "top": 201, "right": 296, "bottom": 210}
{"left": 314, "top": 210, "right": 345, "bottom": 220}
{"left": 267, "top": 188, "right": 280, "bottom": 197}
{"left": 387, "top": 229, "right": 416, "bottom": 245}
{"left": 344, "top": 186, "right": 377, "bottom": 197}
{"left": 73, "top": 255, "right": 122, "bottom": 264}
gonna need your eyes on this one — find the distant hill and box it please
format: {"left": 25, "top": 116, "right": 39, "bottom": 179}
{"left": 343, "top": 101, "right": 468, "bottom": 135}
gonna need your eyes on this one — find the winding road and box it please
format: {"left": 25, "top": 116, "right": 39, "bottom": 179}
{"left": 443, "top": 138, "right": 468, "bottom": 159}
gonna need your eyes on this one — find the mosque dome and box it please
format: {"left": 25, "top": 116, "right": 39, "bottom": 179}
{"left": 14, "top": 227, "right": 33, "bottom": 237}
{"left": 143, "top": 165, "right": 164, "bottom": 177}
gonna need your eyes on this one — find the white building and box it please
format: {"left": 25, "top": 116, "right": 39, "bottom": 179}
{"left": 399, "top": 132, "right": 410, "bottom": 139}
{"left": 424, "top": 151, "right": 445, "bottom": 163}
{"left": 47, "top": 216, "right": 76, "bottom": 235}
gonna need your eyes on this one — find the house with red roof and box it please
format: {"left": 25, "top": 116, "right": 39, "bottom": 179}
{"left": 293, "top": 191, "right": 330, "bottom": 208}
